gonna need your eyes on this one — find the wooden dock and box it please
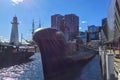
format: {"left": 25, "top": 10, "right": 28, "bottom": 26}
{"left": 99, "top": 47, "right": 120, "bottom": 80}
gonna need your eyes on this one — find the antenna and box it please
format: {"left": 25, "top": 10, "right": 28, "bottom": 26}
{"left": 32, "top": 19, "right": 35, "bottom": 35}
{"left": 39, "top": 19, "right": 41, "bottom": 28}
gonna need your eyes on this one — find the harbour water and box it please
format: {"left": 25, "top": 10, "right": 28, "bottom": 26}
{"left": 0, "top": 53, "right": 101, "bottom": 80}
{"left": 0, "top": 52, "right": 44, "bottom": 80}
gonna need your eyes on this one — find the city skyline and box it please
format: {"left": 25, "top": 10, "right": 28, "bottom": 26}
{"left": 0, "top": 0, "right": 110, "bottom": 41}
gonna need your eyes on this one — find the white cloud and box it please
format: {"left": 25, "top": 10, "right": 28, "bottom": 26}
{"left": 19, "top": 21, "right": 22, "bottom": 24}
{"left": 81, "top": 21, "right": 87, "bottom": 24}
{"left": 79, "top": 27, "right": 82, "bottom": 29}
{"left": 11, "top": 0, "right": 23, "bottom": 5}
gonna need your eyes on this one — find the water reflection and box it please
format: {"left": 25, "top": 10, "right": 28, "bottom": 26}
{"left": 0, "top": 52, "right": 44, "bottom": 80}
{"left": 80, "top": 55, "right": 102, "bottom": 80}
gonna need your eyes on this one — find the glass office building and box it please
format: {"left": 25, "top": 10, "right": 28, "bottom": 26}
{"left": 107, "top": 0, "right": 120, "bottom": 42}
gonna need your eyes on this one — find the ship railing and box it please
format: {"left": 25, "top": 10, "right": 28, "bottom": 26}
{"left": 18, "top": 46, "right": 35, "bottom": 53}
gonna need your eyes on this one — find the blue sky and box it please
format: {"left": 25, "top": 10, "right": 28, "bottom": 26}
{"left": 0, "top": 0, "right": 110, "bottom": 41}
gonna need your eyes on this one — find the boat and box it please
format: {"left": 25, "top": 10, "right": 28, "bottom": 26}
{"left": 33, "top": 28, "right": 97, "bottom": 80}
{"left": 0, "top": 43, "right": 35, "bottom": 67}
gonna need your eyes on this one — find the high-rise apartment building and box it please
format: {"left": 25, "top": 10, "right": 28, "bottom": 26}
{"left": 101, "top": 18, "right": 108, "bottom": 40}
{"left": 64, "top": 14, "right": 79, "bottom": 40}
{"left": 51, "top": 14, "right": 63, "bottom": 30}
{"left": 51, "top": 14, "right": 79, "bottom": 40}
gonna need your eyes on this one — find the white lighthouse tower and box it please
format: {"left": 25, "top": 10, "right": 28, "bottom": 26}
{"left": 10, "top": 16, "right": 19, "bottom": 45}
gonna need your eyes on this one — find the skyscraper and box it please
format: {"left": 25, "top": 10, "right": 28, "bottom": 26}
{"left": 10, "top": 16, "right": 19, "bottom": 45}
{"left": 51, "top": 14, "right": 63, "bottom": 30}
{"left": 102, "top": 18, "right": 108, "bottom": 40}
{"left": 51, "top": 14, "right": 79, "bottom": 40}
{"left": 64, "top": 14, "right": 79, "bottom": 40}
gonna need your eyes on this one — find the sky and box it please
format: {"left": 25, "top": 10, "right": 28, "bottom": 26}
{"left": 0, "top": 0, "right": 110, "bottom": 42}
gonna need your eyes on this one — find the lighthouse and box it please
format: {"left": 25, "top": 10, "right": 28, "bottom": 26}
{"left": 10, "top": 16, "right": 19, "bottom": 45}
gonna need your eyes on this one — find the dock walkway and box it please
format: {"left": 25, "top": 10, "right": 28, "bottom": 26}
{"left": 99, "top": 47, "right": 120, "bottom": 80}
